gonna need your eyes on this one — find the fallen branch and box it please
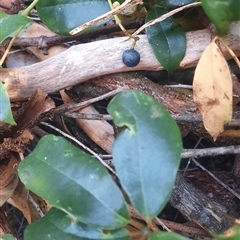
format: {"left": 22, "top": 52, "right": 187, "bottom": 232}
{"left": 182, "top": 145, "right": 240, "bottom": 158}
{"left": 1, "top": 30, "right": 239, "bottom": 101}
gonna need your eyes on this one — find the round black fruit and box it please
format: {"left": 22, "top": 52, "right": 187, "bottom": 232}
{"left": 122, "top": 49, "right": 140, "bottom": 67}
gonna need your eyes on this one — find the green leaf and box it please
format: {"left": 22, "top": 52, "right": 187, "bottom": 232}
{"left": 18, "top": 135, "right": 129, "bottom": 229}
{"left": 149, "top": 232, "right": 190, "bottom": 240}
{"left": 36, "top": 0, "right": 111, "bottom": 35}
{"left": 213, "top": 224, "right": 240, "bottom": 240}
{"left": 145, "top": 7, "right": 186, "bottom": 73}
{"left": 0, "top": 82, "right": 16, "bottom": 125}
{"left": 107, "top": 90, "right": 182, "bottom": 219}
{"left": 0, "top": 11, "right": 32, "bottom": 43}
{"left": 0, "top": 235, "right": 15, "bottom": 240}
{"left": 201, "top": 0, "right": 240, "bottom": 36}
{"left": 156, "top": 0, "right": 199, "bottom": 9}
{"left": 25, "top": 207, "right": 130, "bottom": 240}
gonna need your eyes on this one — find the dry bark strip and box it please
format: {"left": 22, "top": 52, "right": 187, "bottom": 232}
{"left": 1, "top": 29, "right": 240, "bottom": 101}
{"left": 170, "top": 173, "right": 235, "bottom": 234}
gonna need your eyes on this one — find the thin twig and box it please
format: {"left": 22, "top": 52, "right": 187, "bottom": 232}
{"left": 40, "top": 122, "right": 116, "bottom": 174}
{"left": 99, "top": 145, "right": 240, "bottom": 162}
{"left": 0, "top": 25, "right": 24, "bottom": 66}
{"left": 182, "top": 145, "right": 240, "bottom": 158}
{"left": 165, "top": 84, "right": 193, "bottom": 89}
{"left": 61, "top": 111, "right": 240, "bottom": 129}
{"left": 28, "top": 195, "right": 44, "bottom": 217}
{"left": 219, "top": 38, "right": 240, "bottom": 68}
{"left": 63, "top": 112, "right": 113, "bottom": 120}
{"left": 155, "top": 217, "right": 171, "bottom": 232}
{"left": 183, "top": 137, "right": 202, "bottom": 176}
{"left": 5, "top": 18, "right": 144, "bottom": 48}
{"left": 56, "top": 87, "right": 126, "bottom": 113}
{"left": 132, "top": 2, "right": 201, "bottom": 36}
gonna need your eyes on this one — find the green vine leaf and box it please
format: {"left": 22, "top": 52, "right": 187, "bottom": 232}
{"left": 0, "top": 82, "right": 16, "bottom": 125}
{"left": 36, "top": 0, "right": 111, "bottom": 35}
{"left": 201, "top": 0, "right": 240, "bottom": 36}
{"left": 24, "top": 208, "right": 130, "bottom": 240}
{"left": 18, "top": 135, "right": 130, "bottom": 229}
{"left": 155, "top": 0, "right": 199, "bottom": 9}
{"left": 145, "top": 7, "right": 186, "bottom": 73}
{"left": 107, "top": 90, "right": 182, "bottom": 219}
{"left": 0, "top": 11, "right": 32, "bottom": 44}
{"left": 0, "top": 235, "right": 15, "bottom": 240}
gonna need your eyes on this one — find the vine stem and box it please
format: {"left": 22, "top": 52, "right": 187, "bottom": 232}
{"left": 218, "top": 37, "right": 240, "bottom": 68}
{"left": 0, "top": 26, "right": 23, "bottom": 66}
{"left": 0, "top": 0, "right": 41, "bottom": 66}
{"left": 132, "top": 2, "right": 201, "bottom": 36}
{"left": 20, "top": 0, "right": 41, "bottom": 17}
{"left": 107, "top": 0, "right": 139, "bottom": 48}
{"left": 129, "top": 218, "right": 146, "bottom": 230}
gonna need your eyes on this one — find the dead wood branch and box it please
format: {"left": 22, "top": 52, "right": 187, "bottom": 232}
{"left": 1, "top": 29, "right": 239, "bottom": 101}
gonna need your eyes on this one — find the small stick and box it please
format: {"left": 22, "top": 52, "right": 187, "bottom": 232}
{"left": 63, "top": 112, "right": 113, "bottom": 120}
{"left": 40, "top": 122, "right": 116, "bottom": 175}
{"left": 182, "top": 145, "right": 240, "bottom": 159}
{"left": 56, "top": 87, "right": 126, "bottom": 113}
{"left": 0, "top": 26, "right": 23, "bottom": 66}
{"left": 97, "top": 145, "right": 240, "bottom": 163}
{"left": 219, "top": 38, "right": 240, "bottom": 68}
{"left": 28, "top": 195, "right": 44, "bottom": 217}
{"left": 132, "top": 2, "right": 201, "bottom": 36}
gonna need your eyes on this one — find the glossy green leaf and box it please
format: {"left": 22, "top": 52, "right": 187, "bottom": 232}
{"left": 145, "top": 7, "right": 186, "bottom": 73}
{"left": 0, "top": 11, "right": 32, "bottom": 43}
{"left": 18, "top": 135, "right": 129, "bottom": 229}
{"left": 0, "top": 235, "right": 15, "bottom": 240}
{"left": 25, "top": 208, "right": 130, "bottom": 240}
{"left": 107, "top": 90, "right": 182, "bottom": 219}
{"left": 36, "top": 0, "right": 111, "bottom": 35}
{"left": 149, "top": 232, "right": 190, "bottom": 240}
{"left": 156, "top": 0, "right": 199, "bottom": 9}
{"left": 201, "top": 0, "right": 240, "bottom": 36}
{"left": 0, "top": 82, "right": 16, "bottom": 125}
{"left": 213, "top": 224, "right": 240, "bottom": 240}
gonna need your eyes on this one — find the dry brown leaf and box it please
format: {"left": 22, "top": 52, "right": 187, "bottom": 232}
{"left": 1, "top": 129, "right": 34, "bottom": 156}
{"left": 7, "top": 180, "right": 32, "bottom": 223}
{"left": 6, "top": 89, "right": 55, "bottom": 138}
{"left": 193, "top": 40, "right": 232, "bottom": 140}
{"left": 8, "top": 182, "right": 49, "bottom": 223}
{"left": 0, "top": 154, "right": 18, "bottom": 206}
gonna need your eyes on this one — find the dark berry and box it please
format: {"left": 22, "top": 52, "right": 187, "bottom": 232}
{"left": 122, "top": 49, "right": 140, "bottom": 67}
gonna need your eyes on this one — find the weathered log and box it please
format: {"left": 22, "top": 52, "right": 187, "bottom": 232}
{"left": 170, "top": 173, "right": 235, "bottom": 234}
{"left": 1, "top": 28, "right": 239, "bottom": 101}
